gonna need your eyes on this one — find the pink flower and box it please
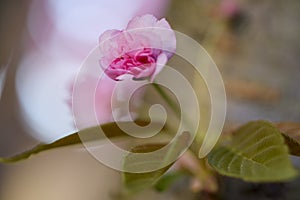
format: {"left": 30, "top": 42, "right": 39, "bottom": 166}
{"left": 219, "top": 0, "right": 240, "bottom": 18}
{"left": 98, "top": 14, "right": 176, "bottom": 81}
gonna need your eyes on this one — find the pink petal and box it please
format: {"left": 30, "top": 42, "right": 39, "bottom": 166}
{"left": 126, "top": 14, "right": 158, "bottom": 29}
{"left": 150, "top": 53, "right": 167, "bottom": 82}
{"left": 134, "top": 63, "right": 156, "bottom": 79}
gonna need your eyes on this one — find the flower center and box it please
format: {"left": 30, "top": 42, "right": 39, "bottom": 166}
{"left": 106, "top": 48, "right": 161, "bottom": 80}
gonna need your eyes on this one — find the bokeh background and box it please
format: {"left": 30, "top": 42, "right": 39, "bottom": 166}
{"left": 0, "top": 0, "right": 300, "bottom": 199}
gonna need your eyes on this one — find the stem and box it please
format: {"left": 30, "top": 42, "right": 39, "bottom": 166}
{"left": 152, "top": 83, "right": 181, "bottom": 119}
{"left": 152, "top": 83, "right": 205, "bottom": 178}
{"left": 152, "top": 82, "right": 201, "bottom": 156}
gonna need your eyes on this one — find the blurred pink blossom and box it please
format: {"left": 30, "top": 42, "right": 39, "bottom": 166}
{"left": 219, "top": 0, "right": 240, "bottom": 18}
{"left": 99, "top": 14, "right": 176, "bottom": 81}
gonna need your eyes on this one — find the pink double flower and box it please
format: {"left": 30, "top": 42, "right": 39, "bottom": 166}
{"left": 99, "top": 14, "right": 176, "bottom": 81}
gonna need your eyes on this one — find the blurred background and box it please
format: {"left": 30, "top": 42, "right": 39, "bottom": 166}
{"left": 0, "top": 0, "right": 300, "bottom": 199}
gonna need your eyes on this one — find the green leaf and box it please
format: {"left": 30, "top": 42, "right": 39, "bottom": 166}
{"left": 0, "top": 120, "right": 155, "bottom": 163}
{"left": 122, "top": 132, "right": 190, "bottom": 193}
{"left": 277, "top": 122, "right": 300, "bottom": 156}
{"left": 122, "top": 144, "right": 172, "bottom": 193}
{"left": 154, "top": 171, "right": 187, "bottom": 192}
{"left": 208, "top": 120, "right": 298, "bottom": 182}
